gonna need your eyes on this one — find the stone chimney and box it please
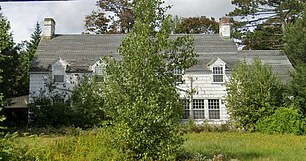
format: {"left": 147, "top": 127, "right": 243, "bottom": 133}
{"left": 43, "top": 18, "right": 56, "bottom": 39}
{"left": 219, "top": 17, "right": 231, "bottom": 39}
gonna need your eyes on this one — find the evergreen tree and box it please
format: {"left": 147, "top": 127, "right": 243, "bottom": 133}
{"left": 102, "top": 0, "right": 197, "bottom": 159}
{"left": 0, "top": 7, "right": 22, "bottom": 98}
{"left": 228, "top": 0, "right": 305, "bottom": 50}
{"left": 19, "top": 22, "right": 42, "bottom": 96}
{"left": 284, "top": 4, "right": 306, "bottom": 66}
{"left": 287, "top": 64, "right": 306, "bottom": 115}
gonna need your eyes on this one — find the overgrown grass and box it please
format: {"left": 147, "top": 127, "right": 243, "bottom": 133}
{"left": 181, "top": 132, "right": 306, "bottom": 161}
{"left": 6, "top": 129, "right": 306, "bottom": 161}
{"left": 8, "top": 128, "right": 126, "bottom": 161}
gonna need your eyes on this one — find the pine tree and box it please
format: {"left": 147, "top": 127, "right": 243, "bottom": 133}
{"left": 284, "top": 4, "right": 306, "bottom": 66}
{"left": 19, "top": 22, "right": 42, "bottom": 96}
{"left": 228, "top": 0, "right": 305, "bottom": 50}
{"left": 0, "top": 8, "right": 22, "bottom": 98}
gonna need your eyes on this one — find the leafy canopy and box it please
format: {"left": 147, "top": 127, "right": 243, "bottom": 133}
{"left": 226, "top": 58, "right": 284, "bottom": 131}
{"left": 85, "top": 0, "right": 134, "bottom": 34}
{"left": 174, "top": 16, "right": 219, "bottom": 34}
{"left": 102, "top": 0, "right": 197, "bottom": 160}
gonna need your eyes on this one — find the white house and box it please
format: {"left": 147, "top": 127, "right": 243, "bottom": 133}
{"left": 29, "top": 18, "right": 294, "bottom": 124}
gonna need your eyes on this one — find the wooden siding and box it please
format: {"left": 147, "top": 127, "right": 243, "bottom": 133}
{"left": 179, "top": 58, "right": 229, "bottom": 124}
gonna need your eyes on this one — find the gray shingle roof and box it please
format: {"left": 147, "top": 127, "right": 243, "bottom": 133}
{"left": 31, "top": 34, "right": 293, "bottom": 82}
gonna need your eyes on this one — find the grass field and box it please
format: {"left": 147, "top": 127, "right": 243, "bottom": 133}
{"left": 8, "top": 129, "right": 306, "bottom": 161}
{"left": 183, "top": 132, "right": 306, "bottom": 161}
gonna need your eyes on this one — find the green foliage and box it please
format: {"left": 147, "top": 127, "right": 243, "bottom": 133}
{"left": 226, "top": 58, "right": 285, "bottom": 131}
{"left": 85, "top": 0, "right": 134, "bottom": 34}
{"left": 228, "top": 0, "right": 305, "bottom": 50}
{"left": 102, "top": 0, "right": 197, "bottom": 160}
{"left": 29, "top": 75, "right": 106, "bottom": 128}
{"left": 0, "top": 7, "right": 34, "bottom": 99}
{"left": 70, "top": 76, "right": 105, "bottom": 128}
{"left": 286, "top": 64, "right": 306, "bottom": 115}
{"left": 241, "top": 23, "right": 284, "bottom": 50}
{"left": 256, "top": 107, "right": 306, "bottom": 135}
{"left": 19, "top": 22, "right": 42, "bottom": 96}
{"left": 9, "top": 128, "right": 126, "bottom": 161}
{"left": 284, "top": 4, "right": 306, "bottom": 66}
{"left": 0, "top": 8, "right": 24, "bottom": 98}
{"left": 174, "top": 16, "right": 219, "bottom": 34}
{"left": 182, "top": 132, "right": 306, "bottom": 161}
{"left": 29, "top": 98, "right": 73, "bottom": 128}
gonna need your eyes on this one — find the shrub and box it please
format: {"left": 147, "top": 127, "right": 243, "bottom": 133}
{"left": 256, "top": 107, "right": 306, "bottom": 135}
{"left": 226, "top": 58, "right": 285, "bottom": 131}
{"left": 29, "top": 76, "right": 106, "bottom": 128}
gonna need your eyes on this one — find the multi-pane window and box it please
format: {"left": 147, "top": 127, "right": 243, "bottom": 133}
{"left": 95, "top": 66, "right": 103, "bottom": 75}
{"left": 53, "top": 95, "right": 65, "bottom": 104}
{"left": 54, "top": 75, "right": 64, "bottom": 82}
{"left": 213, "top": 67, "right": 223, "bottom": 82}
{"left": 94, "top": 66, "right": 103, "bottom": 82}
{"left": 181, "top": 99, "right": 190, "bottom": 119}
{"left": 173, "top": 67, "right": 182, "bottom": 76}
{"left": 193, "top": 99, "right": 205, "bottom": 119}
{"left": 208, "top": 99, "right": 220, "bottom": 119}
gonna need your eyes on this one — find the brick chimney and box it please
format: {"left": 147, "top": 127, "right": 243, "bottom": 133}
{"left": 219, "top": 17, "right": 231, "bottom": 39}
{"left": 43, "top": 18, "right": 56, "bottom": 39}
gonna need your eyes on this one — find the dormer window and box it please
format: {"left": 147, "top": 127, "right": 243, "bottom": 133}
{"left": 54, "top": 75, "right": 64, "bottom": 82}
{"left": 95, "top": 66, "right": 103, "bottom": 75}
{"left": 212, "top": 67, "right": 223, "bottom": 82}
{"left": 94, "top": 66, "right": 104, "bottom": 82}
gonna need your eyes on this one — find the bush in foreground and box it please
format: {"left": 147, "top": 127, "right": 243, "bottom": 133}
{"left": 256, "top": 107, "right": 306, "bottom": 135}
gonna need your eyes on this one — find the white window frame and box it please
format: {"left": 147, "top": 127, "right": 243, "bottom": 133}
{"left": 54, "top": 75, "right": 64, "bottom": 83}
{"left": 212, "top": 66, "right": 224, "bottom": 83}
{"left": 95, "top": 66, "right": 103, "bottom": 75}
{"left": 181, "top": 99, "right": 190, "bottom": 119}
{"left": 193, "top": 99, "right": 205, "bottom": 119}
{"left": 94, "top": 66, "right": 104, "bottom": 82}
{"left": 208, "top": 99, "right": 220, "bottom": 120}
{"left": 173, "top": 67, "right": 183, "bottom": 76}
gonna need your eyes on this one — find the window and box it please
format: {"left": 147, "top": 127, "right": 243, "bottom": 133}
{"left": 173, "top": 67, "right": 182, "bottom": 76}
{"left": 94, "top": 66, "right": 104, "bottom": 82}
{"left": 53, "top": 95, "right": 65, "bottom": 104}
{"left": 208, "top": 99, "right": 220, "bottom": 119}
{"left": 181, "top": 99, "right": 190, "bottom": 119}
{"left": 213, "top": 67, "right": 223, "bottom": 82}
{"left": 54, "top": 75, "right": 64, "bottom": 82}
{"left": 193, "top": 99, "right": 205, "bottom": 119}
{"left": 95, "top": 66, "right": 103, "bottom": 75}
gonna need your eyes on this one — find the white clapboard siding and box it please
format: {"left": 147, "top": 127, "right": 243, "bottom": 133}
{"left": 29, "top": 73, "right": 49, "bottom": 102}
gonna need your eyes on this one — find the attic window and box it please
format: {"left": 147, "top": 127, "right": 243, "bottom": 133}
{"left": 94, "top": 66, "right": 104, "bottom": 82}
{"left": 212, "top": 67, "right": 223, "bottom": 82}
{"left": 95, "top": 66, "right": 103, "bottom": 75}
{"left": 54, "top": 75, "right": 64, "bottom": 82}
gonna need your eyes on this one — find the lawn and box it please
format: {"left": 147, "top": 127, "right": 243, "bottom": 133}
{"left": 8, "top": 129, "right": 306, "bottom": 161}
{"left": 182, "top": 132, "right": 306, "bottom": 161}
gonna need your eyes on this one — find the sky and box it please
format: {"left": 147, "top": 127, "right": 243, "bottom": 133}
{"left": 0, "top": 0, "right": 235, "bottom": 43}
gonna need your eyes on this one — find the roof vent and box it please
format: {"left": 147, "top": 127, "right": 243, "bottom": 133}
{"left": 43, "top": 18, "right": 56, "bottom": 39}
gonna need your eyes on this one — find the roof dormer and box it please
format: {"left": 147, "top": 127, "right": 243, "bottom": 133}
{"left": 208, "top": 57, "right": 226, "bottom": 83}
